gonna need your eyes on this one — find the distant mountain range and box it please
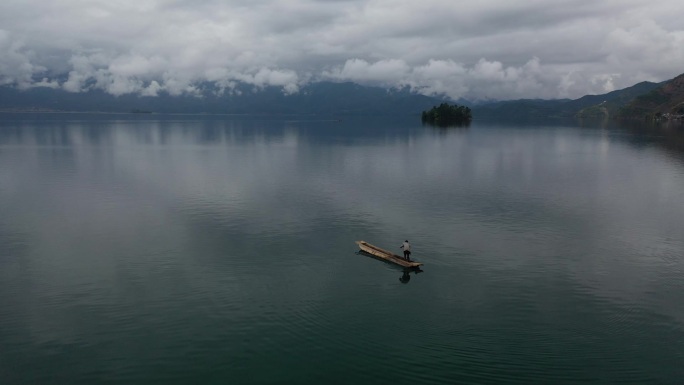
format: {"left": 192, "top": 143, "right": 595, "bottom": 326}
{"left": 0, "top": 82, "right": 450, "bottom": 116}
{"left": 2, "top": 73, "right": 683, "bottom": 120}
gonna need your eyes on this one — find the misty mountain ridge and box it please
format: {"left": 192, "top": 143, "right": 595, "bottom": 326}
{"left": 0, "top": 81, "right": 454, "bottom": 116}
{"left": 1, "top": 75, "right": 680, "bottom": 119}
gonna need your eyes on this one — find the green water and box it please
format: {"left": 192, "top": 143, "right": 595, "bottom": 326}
{"left": 1, "top": 114, "right": 683, "bottom": 384}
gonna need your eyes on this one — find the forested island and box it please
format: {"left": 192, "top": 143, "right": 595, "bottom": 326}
{"left": 421, "top": 103, "right": 472, "bottom": 126}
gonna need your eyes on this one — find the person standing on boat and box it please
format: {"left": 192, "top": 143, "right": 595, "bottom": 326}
{"left": 400, "top": 240, "right": 411, "bottom": 261}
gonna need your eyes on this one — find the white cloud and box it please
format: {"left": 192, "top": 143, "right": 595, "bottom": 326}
{"left": 0, "top": 29, "right": 46, "bottom": 89}
{"left": 30, "top": 78, "right": 60, "bottom": 89}
{"left": 322, "top": 57, "right": 551, "bottom": 100}
{"left": 140, "top": 80, "right": 162, "bottom": 97}
{"left": 0, "top": 0, "right": 683, "bottom": 100}
{"left": 323, "top": 59, "right": 411, "bottom": 85}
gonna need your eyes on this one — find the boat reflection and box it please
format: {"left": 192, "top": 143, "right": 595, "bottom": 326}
{"left": 399, "top": 267, "right": 424, "bottom": 284}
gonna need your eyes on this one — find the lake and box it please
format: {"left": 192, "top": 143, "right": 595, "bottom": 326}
{"left": 1, "top": 114, "right": 683, "bottom": 384}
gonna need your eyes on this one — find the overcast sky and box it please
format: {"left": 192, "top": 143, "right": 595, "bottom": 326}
{"left": 1, "top": 0, "right": 683, "bottom": 100}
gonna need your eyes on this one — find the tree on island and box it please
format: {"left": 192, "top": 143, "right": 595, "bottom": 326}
{"left": 421, "top": 103, "right": 472, "bottom": 126}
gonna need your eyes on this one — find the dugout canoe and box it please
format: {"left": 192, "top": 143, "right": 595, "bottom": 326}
{"left": 355, "top": 240, "right": 423, "bottom": 268}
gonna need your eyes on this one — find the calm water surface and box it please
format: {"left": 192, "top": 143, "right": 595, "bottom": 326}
{"left": 1, "top": 114, "right": 683, "bottom": 384}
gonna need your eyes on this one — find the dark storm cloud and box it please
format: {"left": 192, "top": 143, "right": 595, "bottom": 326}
{"left": 0, "top": 0, "right": 682, "bottom": 100}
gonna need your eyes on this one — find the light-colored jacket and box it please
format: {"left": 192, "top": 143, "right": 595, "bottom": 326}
{"left": 401, "top": 241, "right": 411, "bottom": 251}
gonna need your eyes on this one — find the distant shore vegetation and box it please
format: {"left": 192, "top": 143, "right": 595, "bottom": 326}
{"left": 421, "top": 103, "right": 472, "bottom": 126}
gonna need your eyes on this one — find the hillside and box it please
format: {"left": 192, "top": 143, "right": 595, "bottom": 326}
{"left": 475, "top": 81, "right": 661, "bottom": 120}
{"left": 574, "top": 81, "right": 663, "bottom": 119}
{"left": 617, "top": 73, "right": 684, "bottom": 120}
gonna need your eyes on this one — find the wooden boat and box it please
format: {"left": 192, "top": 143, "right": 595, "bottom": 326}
{"left": 356, "top": 240, "right": 423, "bottom": 268}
